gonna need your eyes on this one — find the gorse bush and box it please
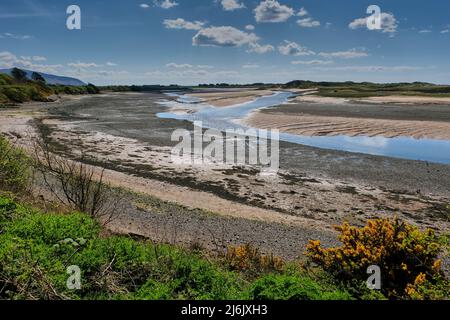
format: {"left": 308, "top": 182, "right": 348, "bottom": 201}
{"left": 306, "top": 218, "right": 449, "bottom": 299}
{"left": 0, "top": 134, "right": 31, "bottom": 193}
{"left": 225, "top": 243, "right": 284, "bottom": 276}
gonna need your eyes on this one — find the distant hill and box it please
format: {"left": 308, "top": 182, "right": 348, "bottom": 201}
{"left": 0, "top": 68, "right": 86, "bottom": 86}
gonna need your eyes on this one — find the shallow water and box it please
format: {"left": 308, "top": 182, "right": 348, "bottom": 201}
{"left": 156, "top": 92, "right": 450, "bottom": 165}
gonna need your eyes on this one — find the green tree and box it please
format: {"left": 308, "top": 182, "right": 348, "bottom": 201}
{"left": 31, "top": 72, "right": 46, "bottom": 83}
{"left": 10, "top": 68, "right": 27, "bottom": 82}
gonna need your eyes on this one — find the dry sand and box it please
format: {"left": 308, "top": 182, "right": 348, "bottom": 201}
{"left": 189, "top": 89, "right": 275, "bottom": 107}
{"left": 290, "top": 94, "right": 450, "bottom": 106}
{"left": 356, "top": 95, "right": 450, "bottom": 105}
{"left": 244, "top": 94, "right": 450, "bottom": 140}
{"left": 244, "top": 112, "right": 450, "bottom": 140}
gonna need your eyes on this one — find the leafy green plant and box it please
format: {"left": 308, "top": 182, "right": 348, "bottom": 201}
{"left": 0, "top": 134, "right": 31, "bottom": 193}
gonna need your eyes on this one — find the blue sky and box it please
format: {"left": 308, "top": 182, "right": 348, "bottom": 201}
{"left": 1, "top": 0, "right": 450, "bottom": 85}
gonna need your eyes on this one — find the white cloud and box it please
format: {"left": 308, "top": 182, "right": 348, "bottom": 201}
{"left": 162, "top": 63, "right": 214, "bottom": 70}
{"left": 254, "top": 0, "right": 294, "bottom": 23}
{"left": 193, "top": 26, "right": 259, "bottom": 47}
{"left": 68, "top": 62, "right": 100, "bottom": 68}
{"left": 319, "top": 49, "right": 368, "bottom": 59}
{"left": 278, "top": 40, "right": 315, "bottom": 56}
{"left": 297, "top": 17, "right": 320, "bottom": 28}
{"left": 20, "top": 56, "right": 47, "bottom": 62}
{"left": 139, "top": 3, "right": 150, "bottom": 9}
{"left": 106, "top": 61, "right": 118, "bottom": 66}
{"left": 163, "top": 18, "right": 205, "bottom": 30}
{"left": 166, "top": 63, "right": 193, "bottom": 69}
{"left": 297, "top": 7, "right": 308, "bottom": 17}
{"left": 349, "top": 12, "right": 398, "bottom": 34}
{"left": 220, "top": 0, "right": 246, "bottom": 11}
{"left": 154, "top": 0, "right": 178, "bottom": 9}
{"left": 419, "top": 29, "right": 432, "bottom": 34}
{"left": 441, "top": 29, "right": 450, "bottom": 34}
{"left": 295, "top": 7, "right": 320, "bottom": 28}
{"left": 245, "top": 24, "right": 255, "bottom": 31}
{"left": 1, "top": 32, "right": 31, "bottom": 40}
{"left": 247, "top": 42, "right": 274, "bottom": 54}
{"left": 0, "top": 51, "right": 61, "bottom": 73}
{"left": 291, "top": 60, "right": 333, "bottom": 65}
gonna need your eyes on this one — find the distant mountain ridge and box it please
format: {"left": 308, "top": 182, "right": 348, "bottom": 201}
{"left": 0, "top": 68, "right": 86, "bottom": 86}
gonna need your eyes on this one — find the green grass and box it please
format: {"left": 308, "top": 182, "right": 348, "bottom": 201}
{"left": 0, "top": 195, "right": 352, "bottom": 300}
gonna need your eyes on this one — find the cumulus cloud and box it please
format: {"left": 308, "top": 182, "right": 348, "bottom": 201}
{"left": 163, "top": 18, "right": 205, "bottom": 30}
{"left": 349, "top": 12, "right": 398, "bottom": 33}
{"left": 247, "top": 42, "right": 275, "bottom": 54}
{"left": 106, "top": 61, "right": 118, "bottom": 66}
{"left": 245, "top": 25, "right": 255, "bottom": 31}
{"left": 193, "top": 26, "right": 259, "bottom": 47}
{"left": 220, "top": 0, "right": 246, "bottom": 11}
{"left": 154, "top": 0, "right": 178, "bottom": 9}
{"left": 278, "top": 40, "right": 315, "bottom": 56}
{"left": 297, "top": 7, "right": 308, "bottom": 17}
{"left": 295, "top": 7, "right": 320, "bottom": 28}
{"left": 139, "top": 3, "right": 150, "bottom": 9}
{"left": 291, "top": 60, "right": 333, "bottom": 65}
{"left": 254, "top": 0, "right": 294, "bottom": 23}
{"left": 297, "top": 17, "right": 320, "bottom": 28}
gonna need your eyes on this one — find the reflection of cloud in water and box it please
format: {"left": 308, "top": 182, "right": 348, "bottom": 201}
{"left": 346, "top": 136, "right": 389, "bottom": 149}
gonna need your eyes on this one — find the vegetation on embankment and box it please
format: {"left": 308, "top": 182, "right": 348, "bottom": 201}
{"left": 283, "top": 80, "right": 450, "bottom": 98}
{"left": 0, "top": 68, "right": 99, "bottom": 106}
{"left": 0, "top": 134, "right": 448, "bottom": 300}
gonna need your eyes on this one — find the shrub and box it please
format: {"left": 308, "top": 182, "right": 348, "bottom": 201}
{"left": 0, "top": 134, "right": 31, "bottom": 193}
{"left": 225, "top": 243, "right": 284, "bottom": 275}
{"left": 306, "top": 218, "right": 448, "bottom": 299}
{"left": 2, "top": 86, "right": 29, "bottom": 103}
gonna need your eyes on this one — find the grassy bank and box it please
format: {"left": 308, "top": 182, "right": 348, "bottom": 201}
{"left": 0, "top": 72, "right": 99, "bottom": 106}
{"left": 0, "top": 195, "right": 353, "bottom": 300}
